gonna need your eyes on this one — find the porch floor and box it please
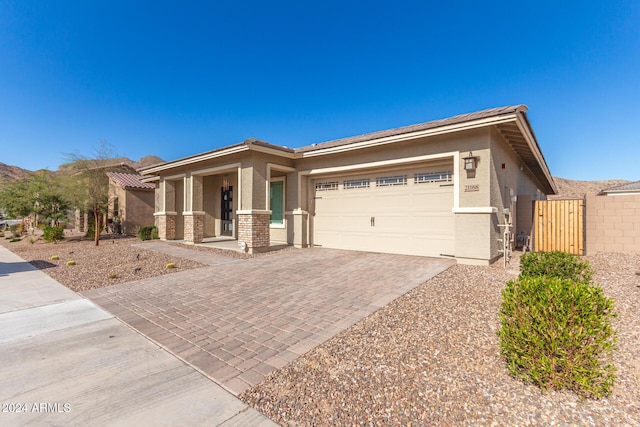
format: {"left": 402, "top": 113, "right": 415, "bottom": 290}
{"left": 174, "top": 237, "right": 290, "bottom": 254}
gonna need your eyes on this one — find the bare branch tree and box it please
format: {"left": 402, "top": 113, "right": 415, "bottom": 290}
{"left": 63, "top": 141, "right": 124, "bottom": 246}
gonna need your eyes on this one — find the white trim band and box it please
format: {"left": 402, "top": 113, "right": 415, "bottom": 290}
{"left": 236, "top": 209, "right": 272, "bottom": 215}
{"left": 452, "top": 207, "right": 498, "bottom": 214}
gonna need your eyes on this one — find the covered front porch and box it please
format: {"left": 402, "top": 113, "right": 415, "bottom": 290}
{"left": 152, "top": 164, "right": 253, "bottom": 247}
{"left": 149, "top": 151, "right": 306, "bottom": 254}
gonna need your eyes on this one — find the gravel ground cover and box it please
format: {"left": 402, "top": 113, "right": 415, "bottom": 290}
{"left": 2, "top": 229, "right": 639, "bottom": 425}
{"left": 241, "top": 252, "right": 640, "bottom": 426}
{"left": 0, "top": 231, "right": 206, "bottom": 292}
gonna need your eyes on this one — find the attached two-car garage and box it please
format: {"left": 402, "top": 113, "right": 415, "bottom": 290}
{"left": 311, "top": 163, "right": 455, "bottom": 257}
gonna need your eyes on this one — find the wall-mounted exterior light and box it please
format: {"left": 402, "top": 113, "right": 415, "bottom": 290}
{"left": 463, "top": 151, "right": 478, "bottom": 171}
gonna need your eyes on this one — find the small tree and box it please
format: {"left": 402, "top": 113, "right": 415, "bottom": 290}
{"left": 0, "top": 170, "right": 70, "bottom": 230}
{"left": 63, "top": 141, "right": 123, "bottom": 246}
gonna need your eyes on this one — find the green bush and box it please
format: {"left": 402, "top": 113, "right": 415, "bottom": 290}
{"left": 520, "top": 251, "right": 593, "bottom": 283}
{"left": 85, "top": 222, "right": 104, "bottom": 238}
{"left": 151, "top": 226, "right": 159, "bottom": 240}
{"left": 137, "top": 225, "right": 158, "bottom": 241}
{"left": 498, "top": 274, "right": 617, "bottom": 398}
{"left": 43, "top": 225, "right": 65, "bottom": 243}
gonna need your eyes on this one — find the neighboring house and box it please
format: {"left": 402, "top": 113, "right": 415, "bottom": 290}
{"left": 585, "top": 180, "right": 640, "bottom": 254}
{"left": 106, "top": 172, "right": 155, "bottom": 235}
{"left": 597, "top": 180, "right": 640, "bottom": 196}
{"left": 140, "top": 105, "right": 557, "bottom": 265}
{"left": 74, "top": 163, "right": 139, "bottom": 233}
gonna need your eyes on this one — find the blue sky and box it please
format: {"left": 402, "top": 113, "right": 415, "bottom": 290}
{"left": 1, "top": 1, "right": 638, "bottom": 181}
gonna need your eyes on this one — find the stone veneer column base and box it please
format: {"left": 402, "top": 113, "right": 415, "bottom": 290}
{"left": 183, "top": 212, "right": 205, "bottom": 244}
{"left": 237, "top": 211, "right": 270, "bottom": 253}
{"left": 155, "top": 212, "right": 177, "bottom": 240}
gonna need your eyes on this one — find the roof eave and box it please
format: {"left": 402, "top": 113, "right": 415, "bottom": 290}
{"left": 139, "top": 140, "right": 295, "bottom": 177}
{"left": 298, "top": 113, "right": 522, "bottom": 158}
{"left": 140, "top": 143, "right": 250, "bottom": 175}
{"left": 513, "top": 112, "right": 558, "bottom": 195}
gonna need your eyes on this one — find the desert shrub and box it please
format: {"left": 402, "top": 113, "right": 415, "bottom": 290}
{"left": 85, "top": 222, "right": 104, "bottom": 238}
{"left": 151, "top": 226, "right": 159, "bottom": 240}
{"left": 10, "top": 224, "right": 21, "bottom": 238}
{"left": 520, "top": 251, "right": 593, "bottom": 283}
{"left": 165, "top": 262, "right": 175, "bottom": 269}
{"left": 66, "top": 260, "right": 76, "bottom": 266}
{"left": 137, "top": 225, "right": 158, "bottom": 241}
{"left": 51, "top": 255, "right": 60, "bottom": 261}
{"left": 43, "top": 225, "right": 65, "bottom": 243}
{"left": 498, "top": 274, "right": 617, "bottom": 398}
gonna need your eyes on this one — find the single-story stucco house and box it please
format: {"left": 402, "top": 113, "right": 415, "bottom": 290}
{"left": 139, "top": 105, "right": 557, "bottom": 265}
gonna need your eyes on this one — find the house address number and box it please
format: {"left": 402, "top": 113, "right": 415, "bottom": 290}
{"left": 465, "top": 184, "right": 480, "bottom": 192}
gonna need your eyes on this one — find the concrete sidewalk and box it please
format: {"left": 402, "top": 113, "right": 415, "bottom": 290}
{"left": 0, "top": 246, "right": 276, "bottom": 427}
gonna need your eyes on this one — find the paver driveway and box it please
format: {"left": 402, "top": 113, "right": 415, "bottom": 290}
{"left": 82, "top": 247, "right": 454, "bottom": 395}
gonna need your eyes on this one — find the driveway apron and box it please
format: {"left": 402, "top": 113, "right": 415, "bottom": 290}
{"left": 82, "top": 247, "right": 454, "bottom": 395}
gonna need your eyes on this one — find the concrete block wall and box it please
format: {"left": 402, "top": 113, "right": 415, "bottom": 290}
{"left": 585, "top": 193, "right": 640, "bottom": 254}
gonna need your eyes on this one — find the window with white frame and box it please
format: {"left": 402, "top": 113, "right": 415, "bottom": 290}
{"left": 376, "top": 175, "right": 407, "bottom": 187}
{"left": 414, "top": 171, "right": 452, "bottom": 184}
{"left": 343, "top": 178, "right": 370, "bottom": 189}
{"left": 270, "top": 177, "right": 285, "bottom": 226}
{"left": 315, "top": 181, "right": 339, "bottom": 191}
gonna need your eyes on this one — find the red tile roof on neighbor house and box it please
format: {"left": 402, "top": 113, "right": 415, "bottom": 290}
{"left": 106, "top": 172, "right": 156, "bottom": 190}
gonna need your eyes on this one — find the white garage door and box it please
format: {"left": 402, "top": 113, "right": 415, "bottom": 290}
{"left": 312, "top": 166, "right": 455, "bottom": 257}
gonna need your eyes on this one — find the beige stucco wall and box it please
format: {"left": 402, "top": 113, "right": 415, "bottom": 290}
{"left": 585, "top": 193, "right": 640, "bottom": 254}
{"left": 203, "top": 175, "right": 217, "bottom": 237}
{"left": 453, "top": 129, "right": 492, "bottom": 262}
{"left": 295, "top": 128, "right": 486, "bottom": 172}
{"left": 108, "top": 182, "right": 126, "bottom": 229}
{"left": 485, "top": 127, "right": 549, "bottom": 261}
{"left": 124, "top": 189, "right": 154, "bottom": 234}
{"left": 108, "top": 180, "right": 154, "bottom": 235}
{"left": 175, "top": 179, "right": 184, "bottom": 239}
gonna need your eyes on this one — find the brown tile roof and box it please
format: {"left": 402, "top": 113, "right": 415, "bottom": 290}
{"left": 107, "top": 172, "right": 155, "bottom": 190}
{"left": 139, "top": 105, "right": 555, "bottom": 193}
{"left": 295, "top": 105, "right": 528, "bottom": 153}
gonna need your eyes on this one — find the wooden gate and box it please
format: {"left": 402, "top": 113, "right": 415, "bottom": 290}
{"left": 533, "top": 199, "right": 585, "bottom": 255}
